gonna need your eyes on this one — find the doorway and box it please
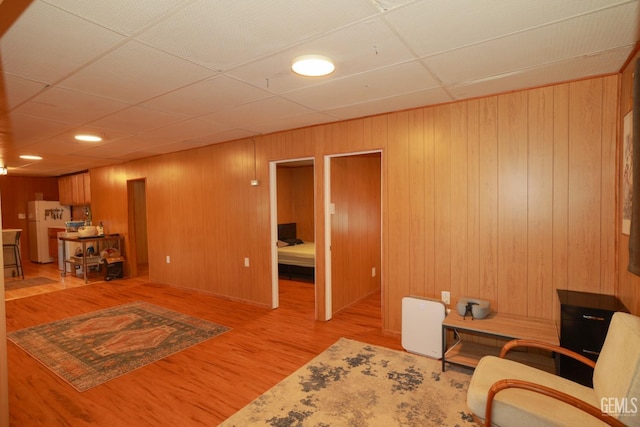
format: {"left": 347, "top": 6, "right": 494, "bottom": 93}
{"left": 127, "top": 179, "right": 148, "bottom": 278}
{"left": 269, "top": 151, "right": 382, "bottom": 321}
{"left": 325, "top": 151, "right": 382, "bottom": 320}
{"left": 269, "top": 158, "right": 315, "bottom": 310}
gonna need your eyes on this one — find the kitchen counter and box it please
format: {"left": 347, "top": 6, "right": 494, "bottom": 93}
{"left": 2, "top": 228, "right": 22, "bottom": 242}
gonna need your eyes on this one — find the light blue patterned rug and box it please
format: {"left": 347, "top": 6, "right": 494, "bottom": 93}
{"left": 220, "top": 338, "right": 480, "bottom": 427}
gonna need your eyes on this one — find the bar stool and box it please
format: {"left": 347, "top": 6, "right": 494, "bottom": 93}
{"left": 3, "top": 230, "right": 24, "bottom": 279}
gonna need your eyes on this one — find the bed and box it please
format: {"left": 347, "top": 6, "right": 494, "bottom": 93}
{"left": 277, "top": 223, "right": 315, "bottom": 282}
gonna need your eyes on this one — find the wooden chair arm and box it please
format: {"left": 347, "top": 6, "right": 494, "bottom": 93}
{"left": 500, "top": 339, "right": 596, "bottom": 369}
{"left": 485, "top": 378, "right": 626, "bottom": 427}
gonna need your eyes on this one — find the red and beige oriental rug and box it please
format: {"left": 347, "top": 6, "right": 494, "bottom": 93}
{"left": 7, "top": 301, "right": 231, "bottom": 392}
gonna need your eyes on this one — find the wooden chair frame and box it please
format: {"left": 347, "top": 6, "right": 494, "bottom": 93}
{"left": 482, "top": 339, "right": 626, "bottom": 427}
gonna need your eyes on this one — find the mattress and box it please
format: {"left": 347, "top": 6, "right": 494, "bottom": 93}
{"left": 278, "top": 242, "right": 315, "bottom": 268}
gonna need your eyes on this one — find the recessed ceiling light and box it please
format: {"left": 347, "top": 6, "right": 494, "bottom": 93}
{"left": 291, "top": 55, "right": 335, "bottom": 77}
{"left": 20, "top": 155, "right": 42, "bottom": 160}
{"left": 75, "top": 134, "right": 102, "bottom": 142}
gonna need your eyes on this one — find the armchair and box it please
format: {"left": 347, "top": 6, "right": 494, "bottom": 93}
{"left": 467, "top": 312, "right": 640, "bottom": 426}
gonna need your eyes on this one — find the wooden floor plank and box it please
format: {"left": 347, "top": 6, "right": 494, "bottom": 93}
{"left": 6, "top": 262, "right": 400, "bottom": 426}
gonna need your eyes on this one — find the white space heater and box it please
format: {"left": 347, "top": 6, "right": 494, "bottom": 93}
{"left": 401, "top": 296, "right": 447, "bottom": 359}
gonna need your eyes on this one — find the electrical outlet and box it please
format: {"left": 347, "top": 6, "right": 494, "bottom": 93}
{"left": 244, "top": 257, "right": 250, "bottom": 267}
{"left": 371, "top": 267, "right": 376, "bottom": 277}
{"left": 166, "top": 255, "right": 170, "bottom": 264}
{"left": 441, "top": 291, "right": 450, "bottom": 305}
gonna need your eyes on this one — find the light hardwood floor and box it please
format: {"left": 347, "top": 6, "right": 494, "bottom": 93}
{"left": 6, "top": 261, "right": 400, "bottom": 426}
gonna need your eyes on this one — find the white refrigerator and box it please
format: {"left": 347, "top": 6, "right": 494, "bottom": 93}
{"left": 28, "top": 201, "right": 70, "bottom": 263}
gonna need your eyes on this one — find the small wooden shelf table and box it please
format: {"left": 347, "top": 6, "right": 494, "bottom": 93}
{"left": 59, "top": 234, "right": 124, "bottom": 283}
{"left": 442, "top": 311, "right": 559, "bottom": 373}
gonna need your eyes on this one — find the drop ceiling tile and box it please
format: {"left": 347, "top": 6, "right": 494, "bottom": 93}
{"left": 105, "top": 150, "right": 159, "bottom": 162}
{"left": 13, "top": 87, "right": 129, "bottom": 125}
{"left": 188, "top": 129, "right": 257, "bottom": 145}
{"left": 137, "top": 0, "right": 379, "bottom": 70}
{"left": 141, "top": 75, "right": 272, "bottom": 116}
{"left": 104, "top": 134, "right": 176, "bottom": 151}
{"left": 31, "top": 127, "right": 133, "bottom": 154}
{"left": 5, "top": 113, "right": 76, "bottom": 146}
{"left": 386, "top": 0, "right": 631, "bottom": 57}
{"left": 368, "top": 0, "right": 415, "bottom": 13}
{"left": 74, "top": 135, "right": 178, "bottom": 162}
{"left": 0, "top": 74, "right": 48, "bottom": 112}
{"left": 248, "top": 112, "right": 340, "bottom": 135}
{"left": 424, "top": 1, "right": 639, "bottom": 86}
{"left": 142, "top": 117, "right": 231, "bottom": 141}
{"left": 200, "top": 96, "right": 315, "bottom": 129}
{"left": 0, "top": 0, "right": 638, "bottom": 177}
{"left": 142, "top": 139, "right": 211, "bottom": 155}
{"left": 6, "top": 166, "right": 53, "bottom": 177}
{"left": 448, "top": 47, "right": 633, "bottom": 100}
{"left": 75, "top": 138, "right": 163, "bottom": 159}
{"left": 0, "top": 1, "right": 124, "bottom": 84}
{"left": 58, "top": 41, "right": 216, "bottom": 104}
{"left": 19, "top": 138, "right": 94, "bottom": 156}
{"left": 5, "top": 150, "right": 110, "bottom": 176}
{"left": 3, "top": 154, "right": 62, "bottom": 175}
{"left": 227, "top": 17, "right": 417, "bottom": 94}
{"left": 283, "top": 61, "right": 440, "bottom": 111}
{"left": 88, "top": 106, "right": 191, "bottom": 133}
{"left": 41, "top": 0, "right": 187, "bottom": 36}
{"left": 65, "top": 153, "right": 120, "bottom": 167}
{"left": 325, "top": 86, "right": 453, "bottom": 121}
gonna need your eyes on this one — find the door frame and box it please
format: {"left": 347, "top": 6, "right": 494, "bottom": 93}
{"left": 324, "top": 149, "right": 382, "bottom": 321}
{"left": 126, "top": 178, "right": 147, "bottom": 278}
{"left": 269, "top": 157, "right": 315, "bottom": 310}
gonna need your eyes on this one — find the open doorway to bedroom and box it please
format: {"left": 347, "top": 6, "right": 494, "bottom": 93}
{"left": 270, "top": 158, "right": 316, "bottom": 311}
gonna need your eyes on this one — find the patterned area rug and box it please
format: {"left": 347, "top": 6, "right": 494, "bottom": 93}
{"left": 7, "top": 301, "right": 231, "bottom": 392}
{"left": 4, "top": 276, "right": 57, "bottom": 291}
{"left": 220, "top": 338, "right": 480, "bottom": 427}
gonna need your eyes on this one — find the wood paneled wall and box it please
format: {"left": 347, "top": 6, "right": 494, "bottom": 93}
{"left": 89, "top": 75, "right": 619, "bottom": 334}
{"left": 618, "top": 50, "right": 640, "bottom": 314}
{"left": 0, "top": 176, "right": 59, "bottom": 262}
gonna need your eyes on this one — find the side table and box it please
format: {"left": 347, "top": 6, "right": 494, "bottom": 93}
{"left": 442, "top": 311, "right": 559, "bottom": 372}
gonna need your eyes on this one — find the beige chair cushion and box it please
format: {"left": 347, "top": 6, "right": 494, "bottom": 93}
{"left": 467, "top": 356, "right": 606, "bottom": 427}
{"left": 593, "top": 312, "right": 640, "bottom": 427}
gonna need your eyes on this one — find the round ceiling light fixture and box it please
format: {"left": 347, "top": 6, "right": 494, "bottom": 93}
{"left": 291, "top": 55, "right": 335, "bottom": 77}
{"left": 75, "top": 134, "right": 102, "bottom": 142}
